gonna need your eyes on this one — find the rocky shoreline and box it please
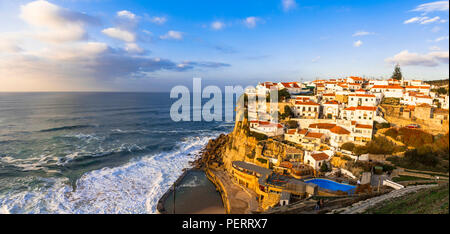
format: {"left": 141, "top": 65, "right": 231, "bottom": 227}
{"left": 156, "top": 133, "right": 231, "bottom": 214}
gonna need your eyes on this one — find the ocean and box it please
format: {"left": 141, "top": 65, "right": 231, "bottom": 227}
{"left": 0, "top": 92, "right": 234, "bottom": 214}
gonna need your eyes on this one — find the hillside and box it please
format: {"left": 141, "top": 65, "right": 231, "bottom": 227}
{"left": 365, "top": 184, "right": 449, "bottom": 214}
{"left": 424, "top": 79, "right": 449, "bottom": 87}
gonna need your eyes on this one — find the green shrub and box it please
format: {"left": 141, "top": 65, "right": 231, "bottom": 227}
{"left": 341, "top": 142, "right": 355, "bottom": 152}
{"left": 256, "top": 158, "right": 268, "bottom": 164}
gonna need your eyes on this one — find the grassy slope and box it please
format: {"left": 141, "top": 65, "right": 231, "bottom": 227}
{"left": 365, "top": 184, "right": 449, "bottom": 214}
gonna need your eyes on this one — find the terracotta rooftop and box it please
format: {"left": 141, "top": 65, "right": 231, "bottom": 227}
{"left": 305, "top": 132, "right": 325, "bottom": 139}
{"left": 349, "top": 94, "right": 376, "bottom": 97}
{"left": 324, "top": 100, "right": 340, "bottom": 105}
{"left": 356, "top": 106, "right": 377, "bottom": 111}
{"left": 295, "top": 101, "right": 320, "bottom": 106}
{"left": 286, "top": 129, "right": 297, "bottom": 134}
{"left": 298, "top": 129, "right": 308, "bottom": 135}
{"left": 371, "top": 85, "right": 404, "bottom": 89}
{"left": 310, "top": 153, "right": 329, "bottom": 161}
{"left": 330, "top": 126, "right": 351, "bottom": 135}
{"left": 355, "top": 124, "right": 373, "bottom": 129}
{"left": 308, "top": 123, "right": 336, "bottom": 130}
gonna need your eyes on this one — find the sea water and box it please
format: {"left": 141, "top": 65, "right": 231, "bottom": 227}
{"left": 0, "top": 92, "right": 234, "bottom": 214}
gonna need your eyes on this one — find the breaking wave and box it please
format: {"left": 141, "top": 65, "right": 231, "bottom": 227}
{"left": 0, "top": 134, "right": 216, "bottom": 214}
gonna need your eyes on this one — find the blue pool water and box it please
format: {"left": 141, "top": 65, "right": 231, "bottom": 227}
{"left": 305, "top": 179, "right": 356, "bottom": 192}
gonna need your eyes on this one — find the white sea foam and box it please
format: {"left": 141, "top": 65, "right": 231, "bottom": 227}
{"left": 0, "top": 134, "right": 217, "bottom": 214}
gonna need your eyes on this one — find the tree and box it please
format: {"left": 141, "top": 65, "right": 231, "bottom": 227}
{"left": 391, "top": 64, "right": 403, "bottom": 81}
{"left": 278, "top": 88, "right": 291, "bottom": 101}
{"left": 320, "top": 162, "right": 330, "bottom": 172}
{"left": 284, "top": 105, "right": 294, "bottom": 118}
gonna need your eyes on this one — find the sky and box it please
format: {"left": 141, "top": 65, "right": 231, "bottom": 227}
{"left": 0, "top": 0, "right": 449, "bottom": 92}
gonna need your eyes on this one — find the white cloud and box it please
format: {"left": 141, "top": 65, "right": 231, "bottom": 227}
{"left": 412, "top": 1, "right": 449, "bottom": 14}
{"left": 243, "top": 17, "right": 261, "bottom": 28}
{"left": 125, "top": 43, "right": 143, "bottom": 53}
{"left": 150, "top": 16, "right": 167, "bottom": 25}
{"left": 404, "top": 16, "right": 446, "bottom": 24}
{"left": 117, "top": 10, "right": 136, "bottom": 20}
{"left": 102, "top": 27, "right": 136, "bottom": 42}
{"left": 352, "top": 31, "right": 374, "bottom": 37}
{"left": 385, "top": 50, "right": 449, "bottom": 67}
{"left": 421, "top": 16, "right": 442, "bottom": 24}
{"left": 282, "top": 0, "right": 297, "bottom": 12}
{"left": 160, "top": 30, "right": 183, "bottom": 40}
{"left": 211, "top": 21, "right": 225, "bottom": 30}
{"left": 19, "top": 0, "right": 97, "bottom": 43}
{"left": 404, "top": 17, "right": 425, "bottom": 24}
{"left": 353, "top": 40, "right": 363, "bottom": 47}
{"left": 311, "top": 56, "right": 321, "bottom": 63}
{"left": 435, "top": 35, "right": 449, "bottom": 42}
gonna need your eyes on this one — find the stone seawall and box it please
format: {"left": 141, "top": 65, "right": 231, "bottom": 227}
{"left": 205, "top": 168, "right": 231, "bottom": 214}
{"left": 156, "top": 169, "right": 190, "bottom": 214}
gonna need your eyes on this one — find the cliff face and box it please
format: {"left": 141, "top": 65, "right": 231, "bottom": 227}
{"left": 199, "top": 103, "right": 288, "bottom": 173}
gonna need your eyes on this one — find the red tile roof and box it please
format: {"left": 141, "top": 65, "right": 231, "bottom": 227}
{"left": 251, "top": 121, "right": 283, "bottom": 128}
{"left": 356, "top": 106, "right": 377, "bottom": 111}
{"left": 295, "top": 101, "right": 320, "bottom": 106}
{"left": 305, "top": 132, "right": 325, "bottom": 139}
{"left": 330, "top": 126, "right": 350, "bottom": 135}
{"left": 355, "top": 124, "right": 373, "bottom": 129}
{"left": 298, "top": 129, "right": 308, "bottom": 135}
{"left": 309, "top": 123, "right": 336, "bottom": 129}
{"left": 346, "top": 106, "right": 377, "bottom": 111}
{"left": 349, "top": 94, "right": 376, "bottom": 97}
{"left": 286, "top": 129, "right": 297, "bottom": 134}
{"left": 348, "top": 76, "right": 364, "bottom": 80}
{"left": 310, "top": 153, "right": 329, "bottom": 161}
{"left": 324, "top": 100, "right": 340, "bottom": 105}
{"left": 371, "top": 85, "right": 404, "bottom": 89}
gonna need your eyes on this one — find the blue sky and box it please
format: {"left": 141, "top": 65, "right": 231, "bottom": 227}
{"left": 0, "top": 0, "right": 448, "bottom": 91}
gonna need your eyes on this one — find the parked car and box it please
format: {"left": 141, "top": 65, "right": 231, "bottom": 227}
{"left": 406, "top": 124, "right": 420, "bottom": 129}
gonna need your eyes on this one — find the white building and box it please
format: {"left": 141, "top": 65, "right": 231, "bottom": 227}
{"left": 249, "top": 121, "right": 284, "bottom": 137}
{"left": 293, "top": 100, "right": 321, "bottom": 119}
{"left": 308, "top": 123, "right": 352, "bottom": 147}
{"left": 341, "top": 106, "right": 378, "bottom": 124}
{"left": 401, "top": 92, "right": 433, "bottom": 106}
{"left": 405, "top": 86, "right": 431, "bottom": 95}
{"left": 370, "top": 85, "right": 404, "bottom": 98}
{"left": 350, "top": 122, "right": 373, "bottom": 144}
{"left": 322, "top": 100, "right": 341, "bottom": 119}
{"left": 304, "top": 152, "right": 331, "bottom": 170}
{"left": 348, "top": 94, "right": 377, "bottom": 107}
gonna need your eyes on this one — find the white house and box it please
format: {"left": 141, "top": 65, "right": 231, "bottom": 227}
{"left": 341, "top": 106, "right": 378, "bottom": 124}
{"left": 249, "top": 120, "right": 284, "bottom": 137}
{"left": 293, "top": 100, "right": 321, "bottom": 119}
{"left": 350, "top": 122, "right": 373, "bottom": 144}
{"left": 347, "top": 76, "right": 364, "bottom": 84}
{"left": 308, "top": 123, "right": 352, "bottom": 147}
{"left": 348, "top": 94, "right": 377, "bottom": 107}
{"left": 370, "top": 85, "right": 404, "bottom": 98}
{"left": 322, "top": 100, "right": 341, "bottom": 119}
{"left": 304, "top": 152, "right": 330, "bottom": 170}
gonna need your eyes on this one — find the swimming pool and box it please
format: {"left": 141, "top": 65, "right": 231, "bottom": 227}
{"left": 305, "top": 179, "right": 356, "bottom": 193}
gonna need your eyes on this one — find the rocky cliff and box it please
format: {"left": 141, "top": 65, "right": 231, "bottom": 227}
{"left": 196, "top": 101, "right": 289, "bottom": 173}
